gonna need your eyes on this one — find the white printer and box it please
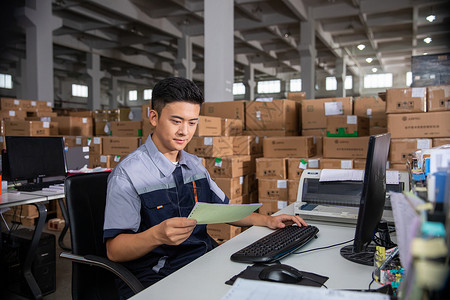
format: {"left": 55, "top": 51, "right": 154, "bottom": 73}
{"left": 293, "top": 169, "right": 409, "bottom": 224}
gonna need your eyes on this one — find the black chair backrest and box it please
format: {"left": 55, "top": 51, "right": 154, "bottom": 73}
{"left": 65, "top": 172, "right": 119, "bottom": 300}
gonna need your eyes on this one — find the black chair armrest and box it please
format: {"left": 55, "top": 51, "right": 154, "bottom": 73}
{"left": 60, "top": 252, "right": 144, "bottom": 294}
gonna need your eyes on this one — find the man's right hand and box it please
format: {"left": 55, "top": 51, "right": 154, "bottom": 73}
{"left": 154, "top": 217, "right": 197, "bottom": 246}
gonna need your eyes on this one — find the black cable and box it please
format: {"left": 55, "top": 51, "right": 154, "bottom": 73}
{"left": 368, "top": 271, "right": 375, "bottom": 290}
{"left": 293, "top": 239, "right": 354, "bottom": 255}
{"left": 303, "top": 276, "right": 328, "bottom": 289}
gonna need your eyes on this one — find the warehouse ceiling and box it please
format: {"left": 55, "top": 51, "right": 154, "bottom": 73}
{"left": 1, "top": 0, "right": 450, "bottom": 86}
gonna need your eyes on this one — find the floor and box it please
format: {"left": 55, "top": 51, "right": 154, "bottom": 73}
{"left": 1, "top": 223, "right": 72, "bottom": 300}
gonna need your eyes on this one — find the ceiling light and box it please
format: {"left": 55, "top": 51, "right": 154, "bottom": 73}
{"left": 372, "top": 67, "right": 378, "bottom": 73}
{"left": 423, "top": 52, "right": 428, "bottom": 55}
{"left": 423, "top": 37, "right": 432, "bottom": 44}
{"left": 366, "top": 58, "right": 373, "bottom": 63}
{"left": 426, "top": 14, "right": 436, "bottom": 22}
{"left": 357, "top": 44, "right": 365, "bottom": 51}
{"left": 284, "top": 32, "right": 290, "bottom": 38}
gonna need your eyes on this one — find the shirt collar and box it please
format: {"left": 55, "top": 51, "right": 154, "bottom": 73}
{"left": 144, "top": 135, "right": 190, "bottom": 178}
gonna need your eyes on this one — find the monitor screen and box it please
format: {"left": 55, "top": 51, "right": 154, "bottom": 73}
{"left": 4, "top": 136, "right": 67, "bottom": 182}
{"left": 340, "top": 133, "right": 391, "bottom": 266}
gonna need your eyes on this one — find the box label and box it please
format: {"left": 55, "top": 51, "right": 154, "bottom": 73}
{"left": 204, "top": 137, "right": 213, "bottom": 145}
{"left": 417, "top": 139, "right": 431, "bottom": 149}
{"left": 325, "top": 102, "right": 343, "bottom": 116}
{"left": 277, "top": 180, "right": 287, "bottom": 189}
{"left": 347, "top": 115, "right": 357, "bottom": 124}
{"left": 412, "top": 87, "right": 426, "bottom": 98}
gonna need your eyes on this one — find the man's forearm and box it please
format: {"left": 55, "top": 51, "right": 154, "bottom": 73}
{"left": 228, "top": 212, "right": 270, "bottom": 227}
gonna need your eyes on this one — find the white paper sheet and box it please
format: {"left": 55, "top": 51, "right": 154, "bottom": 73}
{"left": 319, "top": 169, "right": 364, "bottom": 182}
{"left": 221, "top": 278, "right": 390, "bottom": 300}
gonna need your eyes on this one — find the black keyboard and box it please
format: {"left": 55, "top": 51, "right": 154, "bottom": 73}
{"left": 15, "top": 180, "right": 64, "bottom": 192}
{"left": 230, "top": 225, "right": 319, "bottom": 263}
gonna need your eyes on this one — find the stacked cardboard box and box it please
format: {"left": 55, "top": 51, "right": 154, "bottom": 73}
{"left": 93, "top": 108, "right": 133, "bottom": 136}
{"left": 386, "top": 85, "right": 450, "bottom": 170}
{"left": 89, "top": 136, "right": 141, "bottom": 169}
{"left": 257, "top": 136, "right": 317, "bottom": 216}
{"left": 186, "top": 109, "right": 260, "bottom": 241}
{"left": 354, "top": 96, "right": 387, "bottom": 135}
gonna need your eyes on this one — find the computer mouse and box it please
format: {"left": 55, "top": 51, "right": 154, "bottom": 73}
{"left": 258, "top": 264, "right": 303, "bottom": 284}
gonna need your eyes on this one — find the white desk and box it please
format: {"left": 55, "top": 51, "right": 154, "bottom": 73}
{"left": 0, "top": 189, "right": 65, "bottom": 300}
{"left": 130, "top": 204, "right": 381, "bottom": 300}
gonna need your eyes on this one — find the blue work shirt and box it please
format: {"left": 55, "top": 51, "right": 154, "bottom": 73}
{"left": 104, "top": 135, "right": 229, "bottom": 296}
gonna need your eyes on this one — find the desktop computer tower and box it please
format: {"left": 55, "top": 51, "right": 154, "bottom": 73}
{"left": 0, "top": 228, "right": 56, "bottom": 298}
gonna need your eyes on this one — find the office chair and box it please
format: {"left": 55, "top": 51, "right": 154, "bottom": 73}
{"left": 60, "top": 172, "right": 144, "bottom": 299}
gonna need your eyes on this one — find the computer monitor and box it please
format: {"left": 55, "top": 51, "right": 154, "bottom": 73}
{"left": 4, "top": 136, "right": 67, "bottom": 183}
{"left": 340, "top": 133, "right": 391, "bottom": 266}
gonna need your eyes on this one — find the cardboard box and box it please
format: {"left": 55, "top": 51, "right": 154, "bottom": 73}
{"left": 102, "top": 137, "right": 140, "bottom": 155}
{"left": 354, "top": 96, "right": 387, "bottom": 127}
{"left": 63, "top": 136, "right": 91, "bottom": 147}
{"left": 89, "top": 153, "right": 123, "bottom": 169}
{"left": 353, "top": 159, "right": 367, "bottom": 169}
{"left": 258, "top": 198, "right": 288, "bottom": 216}
{"left": 110, "top": 121, "right": 142, "bottom": 137}
{"left": 0, "top": 98, "right": 22, "bottom": 110}
{"left": 213, "top": 177, "right": 244, "bottom": 199}
{"left": 204, "top": 156, "right": 252, "bottom": 178}
{"left": 2, "top": 214, "right": 36, "bottom": 227}
{"left": 427, "top": 85, "right": 450, "bottom": 112}
{"left": 387, "top": 111, "right": 450, "bottom": 138}
{"left": 320, "top": 158, "right": 354, "bottom": 169}
{"left": 256, "top": 158, "right": 287, "bottom": 179}
{"left": 263, "top": 136, "right": 316, "bottom": 158}
{"left": 287, "top": 92, "right": 306, "bottom": 101}
{"left": 229, "top": 195, "right": 245, "bottom": 205}
{"left": 245, "top": 99, "right": 297, "bottom": 132}
{"left": 433, "top": 138, "right": 450, "bottom": 147}
{"left": 386, "top": 87, "right": 427, "bottom": 113}
{"left": 53, "top": 116, "right": 93, "bottom": 136}
{"left": 186, "top": 136, "right": 234, "bottom": 157}
{"left": 3, "top": 205, "right": 38, "bottom": 218}
{"left": 201, "top": 101, "right": 246, "bottom": 121}
{"left": 288, "top": 180, "right": 300, "bottom": 202}
{"left": 48, "top": 218, "right": 66, "bottom": 231}
{"left": 0, "top": 109, "right": 27, "bottom": 120}
{"left": 207, "top": 223, "right": 241, "bottom": 240}
{"left": 222, "top": 118, "right": 243, "bottom": 136}
{"left": 115, "top": 108, "right": 132, "bottom": 121}
{"left": 233, "top": 136, "right": 262, "bottom": 155}
{"left": 88, "top": 136, "right": 103, "bottom": 154}
{"left": 301, "top": 129, "right": 326, "bottom": 137}
{"left": 370, "top": 127, "right": 388, "bottom": 135}
{"left": 287, "top": 158, "right": 320, "bottom": 180}
{"left": 389, "top": 138, "right": 432, "bottom": 163}
{"left": 389, "top": 163, "right": 407, "bottom": 171}
{"left": 301, "top": 97, "right": 353, "bottom": 129}
{"left": 69, "top": 111, "right": 93, "bottom": 118}
{"left": 94, "top": 120, "right": 109, "bottom": 136}
{"left": 3, "top": 120, "right": 50, "bottom": 136}
{"left": 242, "top": 129, "right": 297, "bottom": 136}
{"left": 323, "top": 137, "right": 370, "bottom": 159}
{"left": 195, "top": 116, "right": 222, "bottom": 136}
{"left": 142, "top": 121, "right": 154, "bottom": 139}
{"left": 326, "top": 115, "right": 370, "bottom": 137}
{"left": 258, "top": 179, "right": 288, "bottom": 200}
{"left": 313, "top": 136, "right": 323, "bottom": 157}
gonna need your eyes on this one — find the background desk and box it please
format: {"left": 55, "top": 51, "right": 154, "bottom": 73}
{"left": 0, "top": 189, "right": 65, "bottom": 300}
{"left": 130, "top": 204, "right": 380, "bottom": 300}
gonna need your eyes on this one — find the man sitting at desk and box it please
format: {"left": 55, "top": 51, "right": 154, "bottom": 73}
{"left": 103, "top": 77, "right": 306, "bottom": 298}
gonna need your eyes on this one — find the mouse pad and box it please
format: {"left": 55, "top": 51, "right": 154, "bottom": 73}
{"left": 225, "top": 264, "right": 329, "bottom": 287}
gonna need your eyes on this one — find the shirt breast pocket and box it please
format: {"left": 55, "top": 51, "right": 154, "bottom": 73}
{"left": 140, "top": 193, "right": 177, "bottom": 227}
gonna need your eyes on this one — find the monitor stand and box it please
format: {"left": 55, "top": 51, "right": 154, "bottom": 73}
{"left": 340, "top": 220, "right": 396, "bottom": 266}
{"left": 340, "top": 244, "right": 377, "bottom": 266}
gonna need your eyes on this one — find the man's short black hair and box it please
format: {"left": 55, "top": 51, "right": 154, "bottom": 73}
{"left": 151, "top": 77, "right": 204, "bottom": 116}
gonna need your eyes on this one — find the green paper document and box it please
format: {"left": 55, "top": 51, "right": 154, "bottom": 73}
{"left": 187, "top": 203, "right": 262, "bottom": 225}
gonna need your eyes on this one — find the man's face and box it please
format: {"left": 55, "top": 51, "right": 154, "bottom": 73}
{"left": 149, "top": 101, "right": 200, "bottom": 157}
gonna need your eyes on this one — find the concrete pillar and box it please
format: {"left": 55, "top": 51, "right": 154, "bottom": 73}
{"left": 18, "top": 0, "right": 62, "bottom": 103}
{"left": 175, "top": 33, "right": 195, "bottom": 80}
{"left": 86, "top": 53, "right": 105, "bottom": 111}
{"left": 335, "top": 56, "right": 346, "bottom": 97}
{"left": 110, "top": 77, "right": 118, "bottom": 109}
{"left": 204, "top": 0, "right": 234, "bottom": 102}
{"left": 299, "top": 14, "right": 316, "bottom": 99}
{"left": 353, "top": 75, "right": 363, "bottom": 96}
{"left": 243, "top": 64, "right": 255, "bottom": 100}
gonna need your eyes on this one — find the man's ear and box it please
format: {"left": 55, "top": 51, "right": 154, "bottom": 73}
{"left": 149, "top": 109, "right": 158, "bottom": 127}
